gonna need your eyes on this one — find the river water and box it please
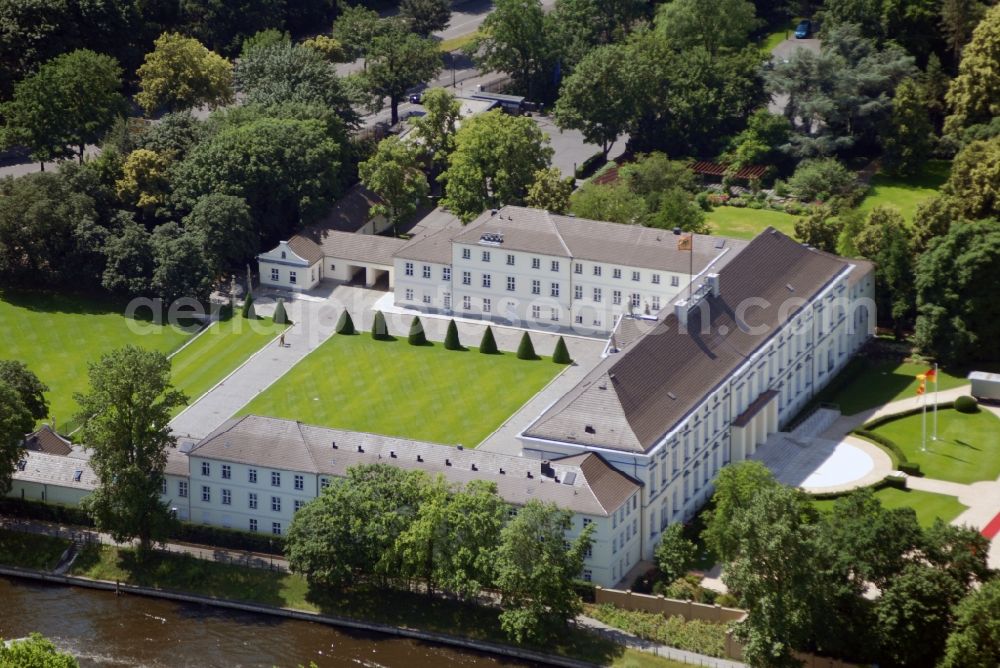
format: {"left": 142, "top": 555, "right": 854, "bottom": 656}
{"left": 0, "top": 577, "right": 536, "bottom": 668}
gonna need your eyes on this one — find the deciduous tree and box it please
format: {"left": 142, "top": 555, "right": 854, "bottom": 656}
{"left": 101, "top": 216, "right": 154, "bottom": 295}
{"left": 75, "top": 346, "right": 186, "bottom": 555}
{"left": 440, "top": 110, "right": 552, "bottom": 221}
{"left": 234, "top": 41, "right": 354, "bottom": 114}
{"left": 0, "top": 360, "right": 49, "bottom": 421}
{"left": 116, "top": 148, "right": 172, "bottom": 216}
{"left": 941, "top": 578, "right": 1000, "bottom": 668}
{"left": 411, "top": 88, "right": 462, "bottom": 173}
{"left": 655, "top": 0, "right": 760, "bottom": 57}
{"left": 942, "top": 135, "right": 1000, "bottom": 220}
{"left": 944, "top": 3, "right": 999, "bottom": 134}
{"left": 882, "top": 77, "right": 935, "bottom": 176}
{"left": 136, "top": 32, "right": 234, "bottom": 115}
{"left": 468, "top": 0, "right": 553, "bottom": 98}
{"left": 655, "top": 523, "right": 696, "bottom": 584}
{"left": 150, "top": 222, "right": 215, "bottom": 302}
{"left": 0, "top": 633, "right": 78, "bottom": 667}
{"left": 183, "top": 193, "right": 256, "bottom": 274}
{"left": 332, "top": 6, "right": 386, "bottom": 65}
{"left": 553, "top": 43, "right": 632, "bottom": 157}
{"left": 525, "top": 167, "right": 574, "bottom": 213}
{"left": 0, "top": 380, "right": 33, "bottom": 494}
{"left": 359, "top": 24, "right": 441, "bottom": 125}
{"left": 359, "top": 136, "right": 429, "bottom": 234}
{"left": 400, "top": 0, "right": 451, "bottom": 36}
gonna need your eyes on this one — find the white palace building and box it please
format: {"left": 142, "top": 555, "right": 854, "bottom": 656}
{"left": 10, "top": 207, "right": 874, "bottom": 588}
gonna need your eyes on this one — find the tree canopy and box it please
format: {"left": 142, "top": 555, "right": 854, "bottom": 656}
{"left": 469, "top": 0, "right": 553, "bottom": 99}
{"left": 359, "top": 136, "right": 429, "bottom": 234}
{"left": 136, "top": 32, "right": 234, "bottom": 115}
{"left": 945, "top": 4, "right": 1000, "bottom": 135}
{"left": 359, "top": 22, "right": 441, "bottom": 125}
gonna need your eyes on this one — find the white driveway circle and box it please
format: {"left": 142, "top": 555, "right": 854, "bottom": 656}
{"left": 800, "top": 442, "right": 875, "bottom": 490}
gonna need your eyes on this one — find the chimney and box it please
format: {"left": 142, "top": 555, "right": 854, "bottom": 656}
{"left": 540, "top": 461, "right": 554, "bottom": 478}
{"left": 675, "top": 300, "right": 689, "bottom": 328}
{"left": 706, "top": 273, "right": 720, "bottom": 297}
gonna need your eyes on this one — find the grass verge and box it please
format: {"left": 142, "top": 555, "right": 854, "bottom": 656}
{"left": 238, "top": 332, "right": 560, "bottom": 446}
{"left": 810, "top": 358, "right": 967, "bottom": 416}
{"left": 812, "top": 486, "right": 968, "bottom": 528}
{"left": 439, "top": 31, "right": 479, "bottom": 52}
{"left": 706, "top": 206, "right": 797, "bottom": 240}
{"left": 0, "top": 529, "right": 70, "bottom": 570}
{"left": 67, "top": 544, "right": 650, "bottom": 665}
{"left": 855, "top": 160, "right": 951, "bottom": 222}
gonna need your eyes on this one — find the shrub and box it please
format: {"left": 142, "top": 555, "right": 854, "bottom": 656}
{"left": 585, "top": 604, "right": 728, "bottom": 657}
{"left": 747, "top": 200, "right": 764, "bottom": 209}
{"left": 408, "top": 316, "right": 427, "bottom": 345}
{"left": 783, "top": 201, "right": 805, "bottom": 216}
{"left": 885, "top": 474, "right": 908, "bottom": 490}
{"left": 516, "top": 331, "right": 538, "bottom": 360}
{"left": 575, "top": 152, "right": 607, "bottom": 179}
{"left": 371, "top": 310, "right": 388, "bottom": 340}
{"left": 241, "top": 293, "right": 256, "bottom": 319}
{"left": 954, "top": 395, "right": 979, "bottom": 413}
{"left": 444, "top": 319, "right": 462, "bottom": 350}
{"left": 272, "top": 298, "right": 288, "bottom": 325}
{"left": 773, "top": 179, "right": 790, "bottom": 197}
{"left": 787, "top": 158, "right": 859, "bottom": 203}
{"left": 900, "top": 461, "right": 923, "bottom": 476}
{"left": 694, "top": 192, "right": 713, "bottom": 211}
{"left": 479, "top": 326, "right": 498, "bottom": 354}
{"left": 335, "top": 310, "right": 355, "bottom": 335}
{"left": 552, "top": 336, "right": 572, "bottom": 364}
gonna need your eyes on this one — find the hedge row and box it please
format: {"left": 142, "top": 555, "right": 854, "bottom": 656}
{"left": 585, "top": 604, "right": 729, "bottom": 658}
{"left": 852, "top": 429, "right": 922, "bottom": 476}
{"left": 861, "top": 400, "right": 955, "bottom": 431}
{"left": 0, "top": 497, "right": 285, "bottom": 554}
{"left": 810, "top": 473, "right": 907, "bottom": 501}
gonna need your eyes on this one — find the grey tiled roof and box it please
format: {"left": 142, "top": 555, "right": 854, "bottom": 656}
{"left": 14, "top": 450, "right": 98, "bottom": 491}
{"left": 294, "top": 229, "right": 409, "bottom": 266}
{"left": 23, "top": 425, "right": 72, "bottom": 456}
{"left": 190, "top": 415, "right": 640, "bottom": 516}
{"left": 395, "top": 225, "right": 455, "bottom": 264}
{"left": 523, "top": 228, "right": 851, "bottom": 454}
{"left": 286, "top": 236, "right": 324, "bottom": 265}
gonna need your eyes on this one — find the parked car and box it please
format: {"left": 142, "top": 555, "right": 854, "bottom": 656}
{"left": 794, "top": 19, "right": 812, "bottom": 38}
{"left": 408, "top": 93, "right": 422, "bottom": 104}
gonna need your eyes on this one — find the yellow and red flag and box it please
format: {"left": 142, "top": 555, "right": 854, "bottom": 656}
{"left": 677, "top": 233, "right": 693, "bottom": 251}
{"left": 916, "top": 373, "right": 926, "bottom": 395}
{"left": 926, "top": 367, "right": 937, "bottom": 381}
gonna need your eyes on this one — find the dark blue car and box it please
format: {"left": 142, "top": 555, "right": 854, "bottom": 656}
{"left": 794, "top": 19, "right": 812, "bottom": 38}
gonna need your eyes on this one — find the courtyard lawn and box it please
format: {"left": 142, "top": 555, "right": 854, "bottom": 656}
{"left": 238, "top": 333, "right": 560, "bottom": 446}
{"left": 0, "top": 291, "right": 192, "bottom": 431}
{"left": 814, "top": 358, "right": 967, "bottom": 416}
{"left": 706, "top": 206, "right": 797, "bottom": 240}
{"left": 169, "top": 315, "right": 287, "bottom": 412}
{"left": 813, "top": 486, "right": 968, "bottom": 528}
{"left": 856, "top": 160, "right": 950, "bottom": 222}
{"left": 871, "top": 408, "right": 1000, "bottom": 485}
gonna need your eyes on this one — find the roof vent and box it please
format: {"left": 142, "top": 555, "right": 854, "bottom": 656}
{"left": 563, "top": 472, "right": 577, "bottom": 485}
{"left": 786, "top": 283, "right": 795, "bottom": 292}
{"left": 479, "top": 232, "right": 504, "bottom": 246}
{"left": 526, "top": 471, "right": 533, "bottom": 479}
{"left": 73, "top": 470, "right": 83, "bottom": 482}
{"left": 541, "top": 461, "right": 555, "bottom": 478}
{"left": 390, "top": 451, "right": 397, "bottom": 458}
{"left": 584, "top": 425, "right": 596, "bottom": 434}
{"left": 457, "top": 445, "right": 464, "bottom": 451}
{"left": 16, "top": 460, "right": 26, "bottom": 471}
{"left": 331, "top": 441, "right": 337, "bottom": 449}
{"left": 667, "top": 391, "right": 678, "bottom": 400}
{"left": 471, "top": 463, "right": 478, "bottom": 471}
{"left": 490, "top": 208, "right": 498, "bottom": 216}
{"left": 446, "top": 458, "right": 452, "bottom": 466}
{"left": 499, "top": 468, "right": 505, "bottom": 475}
{"left": 417, "top": 454, "right": 423, "bottom": 462}
{"left": 357, "top": 445, "right": 364, "bottom": 453}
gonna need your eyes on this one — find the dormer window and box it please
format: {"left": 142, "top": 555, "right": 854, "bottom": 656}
{"left": 281, "top": 251, "right": 286, "bottom": 259}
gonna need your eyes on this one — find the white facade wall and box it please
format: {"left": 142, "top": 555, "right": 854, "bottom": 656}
{"left": 568, "top": 260, "right": 687, "bottom": 331}
{"left": 8, "top": 480, "right": 90, "bottom": 506}
{"left": 258, "top": 242, "right": 321, "bottom": 291}
{"left": 393, "top": 259, "right": 451, "bottom": 310}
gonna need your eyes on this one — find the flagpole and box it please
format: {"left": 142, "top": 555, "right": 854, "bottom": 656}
{"left": 932, "top": 363, "right": 939, "bottom": 441}
{"left": 921, "top": 388, "right": 927, "bottom": 453}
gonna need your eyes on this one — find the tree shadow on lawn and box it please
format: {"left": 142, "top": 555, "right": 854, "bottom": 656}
{"left": 0, "top": 289, "right": 135, "bottom": 318}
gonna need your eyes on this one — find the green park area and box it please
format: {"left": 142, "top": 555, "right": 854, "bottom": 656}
{"left": 871, "top": 408, "right": 1000, "bottom": 485}
{"left": 705, "top": 206, "right": 797, "bottom": 240}
{"left": 813, "top": 358, "right": 967, "bottom": 416}
{"left": 856, "top": 160, "right": 951, "bottom": 222}
{"left": 813, "top": 487, "right": 968, "bottom": 528}
{"left": 239, "top": 331, "right": 560, "bottom": 446}
{"left": 0, "top": 291, "right": 192, "bottom": 430}
{"left": 0, "top": 529, "right": 69, "bottom": 570}
{"left": 169, "top": 315, "right": 287, "bottom": 413}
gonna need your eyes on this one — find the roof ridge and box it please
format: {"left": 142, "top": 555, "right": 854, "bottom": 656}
{"left": 296, "top": 420, "right": 322, "bottom": 474}
{"left": 543, "top": 208, "right": 573, "bottom": 257}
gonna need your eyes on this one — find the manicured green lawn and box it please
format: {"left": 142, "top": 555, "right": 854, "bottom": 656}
{"left": 0, "top": 529, "right": 70, "bottom": 570}
{"left": 612, "top": 649, "right": 705, "bottom": 668}
{"left": 170, "top": 316, "right": 287, "bottom": 413}
{"left": 856, "top": 160, "right": 951, "bottom": 222}
{"left": 760, "top": 18, "right": 802, "bottom": 52}
{"left": 238, "top": 333, "right": 561, "bottom": 446}
{"left": 813, "top": 487, "right": 968, "bottom": 528}
{"left": 0, "top": 291, "right": 192, "bottom": 430}
{"left": 815, "top": 358, "right": 968, "bottom": 415}
{"left": 706, "top": 206, "right": 798, "bottom": 240}
{"left": 872, "top": 408, "right": 1000, "bottom": 484}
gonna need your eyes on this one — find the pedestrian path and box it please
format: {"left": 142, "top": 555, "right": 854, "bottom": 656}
{"left": 819, "top": 386, "right": 971, "bottom": 439}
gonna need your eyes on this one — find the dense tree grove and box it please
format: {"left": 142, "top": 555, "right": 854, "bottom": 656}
{"left": 287, "top": 464, "right": 592, "bottom": 642}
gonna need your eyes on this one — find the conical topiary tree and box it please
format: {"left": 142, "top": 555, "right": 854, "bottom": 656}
{"left": 371, "top": 310, "right": 388, "bottom": 340}
{"left": 272, "top": 298, "right": 288, "bottom": 325}
{"left": 552, "top": 336, "right": 572, "bottom": 364}
{"left": 444, "top": 319, "right": 462, "bottom": 350}
{"left": 408, "top": 316, "right": 427, "bottom": 345}
{"left": 242, "top": 293, "right": 256, "bottom": 319}
{"left": 516, "top": 331, "right": 538, "bottom": 360}
{"left": 336, "top": 310, "right": 355, "bottom": 335}
{"left": 479, "top": 326, "right": 498, "bottom": 354}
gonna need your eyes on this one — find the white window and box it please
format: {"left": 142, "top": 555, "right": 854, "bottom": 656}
{"left": 271, "top": 496, "right": 281, "bottom": 512}
{"left": 272, "top": 522, "right": 282, "bottom": 536}
{"left": 201, "top": 462, "right": 210, "bottom": 477}
{"left": 551, "top": 282, "right": 560, "bottom": 297}
{"left": 613, "top": 290, "right": 622, "bottom": 305}
{"left": 482, "top": 274, "right": 491, "bottom": 288}
{"left": 551, "top": 260, "right": 560, "bottom": 272}
{"left": 462, "top": 271, "right": 471, "bottom": 285}
{"left": 294, "top": 499, "right": 305, "bottom": 512}
{"left": 574, "top": 285, "right": 583, "bottom": 300}
{"left": 249, "top": 492, "right": 258, "bottom": 509}
{"left": 320, "top": 477, "right": 329, "bottom": 490}
{"left": 248, "top": 468, "right": 257, "bottom": 484}
{"left": 593, "top": 317, "right": 602, "bottom": 326}
{"left": 632, "top": 271, "right": 640, "bottom": 281}
{"left": 593, "top": 266, "right": 602, "bottom": 277}
{"left": 294, "top": 474, "right": 304, "bottom": 491}
{"left": 249, "top": 519, "right": 258, "bottom": 532}
{"left": 271, "top": 471, "right": 281, "bottom": 487}
{"left": 270, "top": 268, "right": 279, "bottom": 282}
{"left": 422, "top": 293, "right": 431, "bottom": 304}
{"left": 330, "top": 263, "right": 336, "bottom": 271}
{"left": 422, "top": 265, "right": 431, "bottom": 279}
{"left": 507, "top": 276, "right": 515, "bottom": 291}
{"left": 631, "top": 293, "right": 640, "bottom": 308}
{"left": 160, "top": 478, "right": 166, "bottom": 494}
{"left": 613, "top": 268, "right": 622, "bottom": 279}
{"left": 574, "top": 263, "right": 582, "bottom": 274}
{"left": 462, "top": 248, "right": 471, "bottom": 259}
{"left": 178, "top": 481, "right": 188, "bottom": 498}
{"left": 532, "top": 305, "right": 541, "bottom": 319}
{"left": 404, "top": 262, "right": 414, "bottom": 276}
{"left": 531, "top": 280, "right": 540, "bottom": 295}
{"left": 404, "top": 289, "right": 414, "bottom": 300}
{"left": 652, "top": 296, "right": 660, "bottom": 310}
{"left": 289, "top": 271, "right": 296, "bottom": 284}
{"left": 583, "top": 569, "right": 593, "bottom": 582}
{"left": 550, "top": 308, "right": 559, "bottom": 321}
{"left": 575, "top": 314, "right": 583, "bottom": 324}
{"left": 201, "top": 486, "right": 210, "bottom": 502}
{"left": 482, "top": 251, "right": 490, "bottom": 262}
{"left": 652, "top": 273, "right": 660, "bottom": 285}
{"left": 532, "top": 257, "right": 540, "bottom": 269}
{"left": 506, "top": 254, "right": 515, "bottom": 266}
{"left": 483, "top": 298, "right": 491, "bottom": 313}
{"left": 221, "top": 465, "right": 231, "bottom": 480}
{"left": 222, "top": 489, "right": 231, "bottom": 505}
{"left": 442, "top": 267, "right": 451, "bottom": 281}
{"left": 593, "top": 287, "right": 602, "bottom": 302}
{"left": 671, "top": 275, "right": 680, "bottom": 287}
